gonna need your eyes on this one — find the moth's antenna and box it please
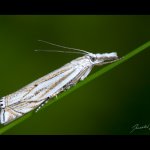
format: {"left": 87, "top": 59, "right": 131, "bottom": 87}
{"left": 38, "top": 40, "right": 90, "bottom": 54}
{"left": 34, "top": 49, "right": 86, "bottom": 55}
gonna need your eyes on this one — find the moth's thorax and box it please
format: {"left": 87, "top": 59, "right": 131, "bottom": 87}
{"left": 70, "top": 55, "right": 93, "bottom": 68}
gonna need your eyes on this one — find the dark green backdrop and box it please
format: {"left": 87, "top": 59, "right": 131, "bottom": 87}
{"left": 0, "top": 15, "right": 150, "bottom": 135}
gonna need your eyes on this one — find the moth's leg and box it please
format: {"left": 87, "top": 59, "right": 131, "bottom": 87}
{"left": 35, "top": 97, "right": 50, "bottom": 112}
{"left": 61, "top": 83, "right": 73, "bottom": 91}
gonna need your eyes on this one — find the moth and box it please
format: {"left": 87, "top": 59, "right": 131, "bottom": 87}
{"left": 0, "top": 40, "right": 119, "bottom": 125}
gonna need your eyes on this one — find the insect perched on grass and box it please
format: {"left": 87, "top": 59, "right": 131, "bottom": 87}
{"left": 0, "top": 40, "right": 119, "bottom": 125}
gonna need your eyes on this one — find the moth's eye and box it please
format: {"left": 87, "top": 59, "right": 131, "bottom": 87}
{"left": 90, "top": 57, "right": 96, "bottom": 62}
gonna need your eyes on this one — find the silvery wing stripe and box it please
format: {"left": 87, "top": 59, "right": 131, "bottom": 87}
{"left": 21, "top": 67, "right": 75, "bottom": 101}
{"left": 3, "top": 63, "right": 74, "bottom": 107}
{"left": 40, "top": 65, "right": 84, "bottom": 99}
{"left": 9, "top": 100, "right": 46, "bottom": 113}
{"left": 80, "top": 67, "right": 92, "bottom": 80}
{"left": 65, "top": 66, "right": 91, "bottom": 86}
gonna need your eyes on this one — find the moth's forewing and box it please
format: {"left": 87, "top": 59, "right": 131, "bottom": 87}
{"left": 2, "top": 63, "right": 73, "bottom": 107}
{"left": 0, "top": 56, "right": 93, "bottom": 124}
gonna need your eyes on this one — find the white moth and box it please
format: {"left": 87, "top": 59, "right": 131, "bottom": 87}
{"left": 0, "top": 40, "right": 119, "bottom": 125}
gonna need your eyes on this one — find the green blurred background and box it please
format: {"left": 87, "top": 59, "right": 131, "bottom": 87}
{"left": 0, "top": 15, "right": 150, "bottom": 135}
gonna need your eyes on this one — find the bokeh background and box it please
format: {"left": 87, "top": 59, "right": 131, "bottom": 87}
{"left": 0, "top": 15, "right": 149, "bottom": 135}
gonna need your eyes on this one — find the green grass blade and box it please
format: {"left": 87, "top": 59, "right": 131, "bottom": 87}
{"left": 0, "top": 41, "right": 150, "bottom": 135}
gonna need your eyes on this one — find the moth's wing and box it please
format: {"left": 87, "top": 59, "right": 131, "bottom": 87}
{"left": 1, "top": 54, "right": 94, "bottom": 125}
{"left": 0, "top": 98, "right": 47, "bottom": 124}
{"left": 0, "top": 64, "right": 91, "bottom": 124}
{"left": 80, "top": 67, "right": 92, "bottom": 81}
{"left": 2, "top": 62, "right": 74, "bottom": 107}
{"left": 37, "top": 65, "right": 91, "bottom": 100}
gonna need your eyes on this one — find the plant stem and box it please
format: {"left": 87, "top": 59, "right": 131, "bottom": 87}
{"left": 0, "top": 41, "right": 150, "bottom": 135}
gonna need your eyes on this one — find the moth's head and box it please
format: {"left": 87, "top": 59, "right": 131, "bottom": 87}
{"left": 87, "top": 52, "right": 118, "bottom": 65}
